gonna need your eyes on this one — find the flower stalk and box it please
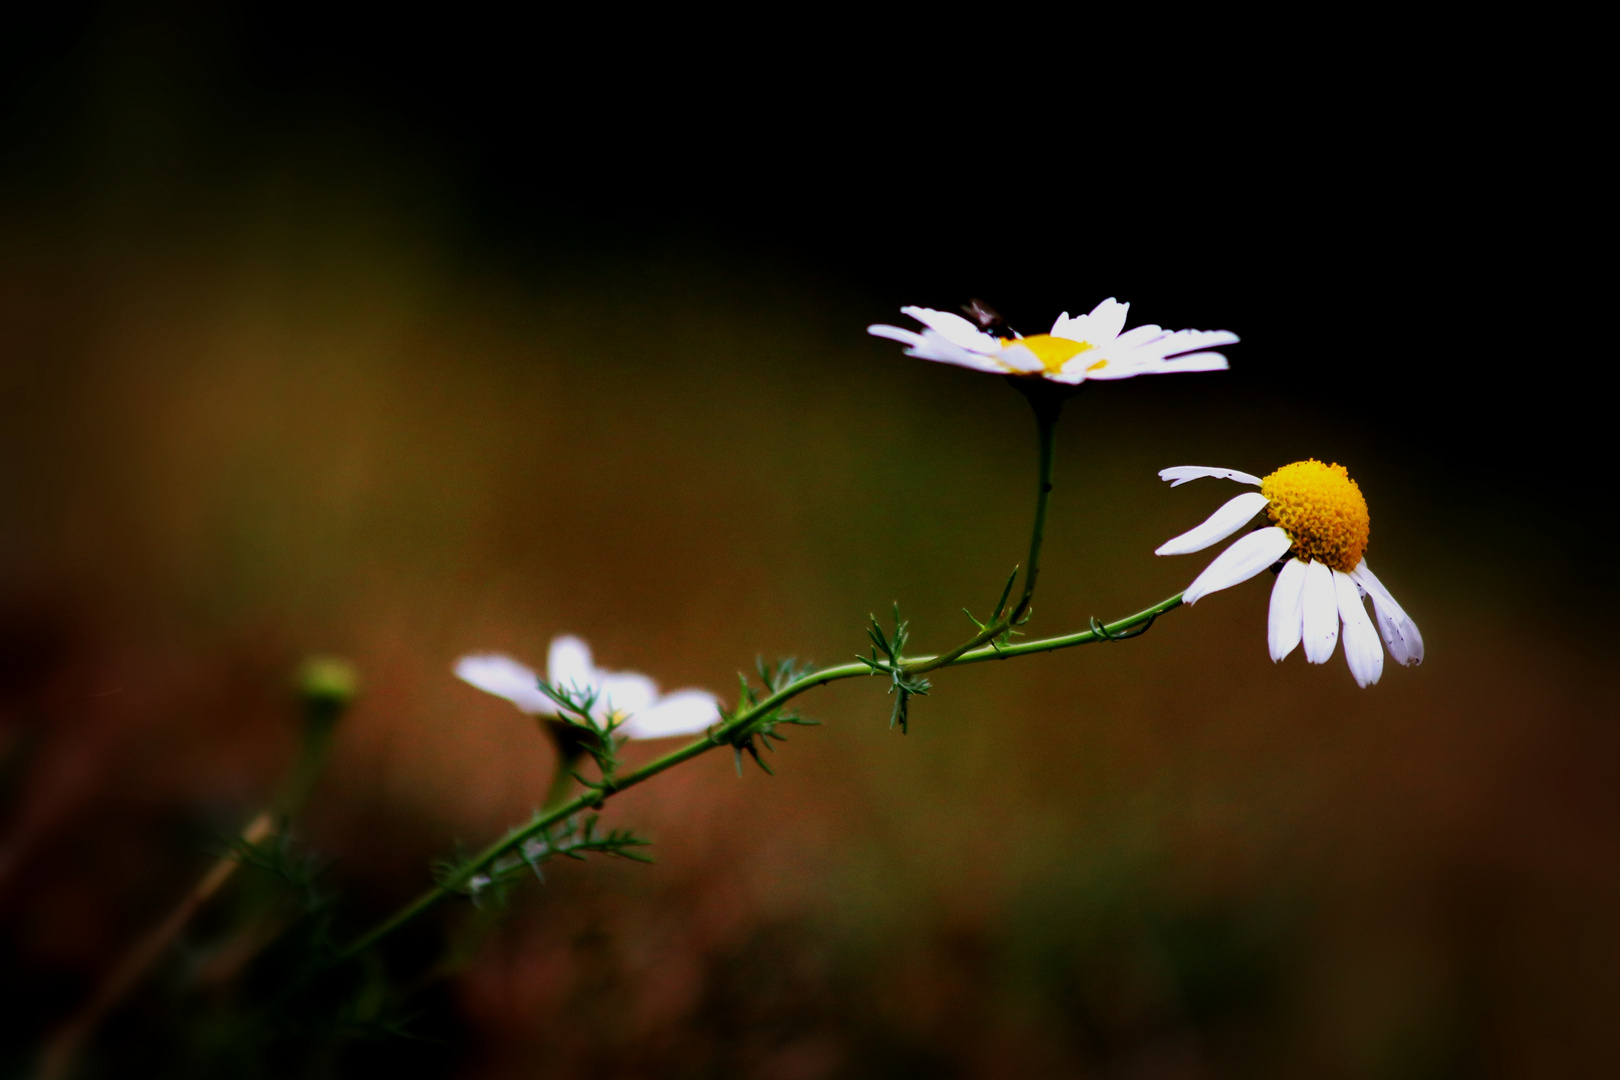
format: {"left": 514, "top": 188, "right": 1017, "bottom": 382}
{"left": 1013, "top": 387, "right": 1062, "bottom": 621}
{"left": 35, "top": 658, "right": 358, "bottom": 1080}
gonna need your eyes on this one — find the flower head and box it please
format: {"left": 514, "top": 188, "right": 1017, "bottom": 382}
{"left": 455, "top": 636, "right": 720, "bottom": 738}
{"left": 1155, "top": 462, "right": 1423, "bottom": 687}
{"left": 867, "top": 298, "right": 1237, "bottom": 384}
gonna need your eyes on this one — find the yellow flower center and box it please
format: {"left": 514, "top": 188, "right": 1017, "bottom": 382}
{"left": 1000, "top": 333, "right": 1099, "bottom": 375}
{"left": 1260, "top": 459, "right": 1370, "bottom": 572}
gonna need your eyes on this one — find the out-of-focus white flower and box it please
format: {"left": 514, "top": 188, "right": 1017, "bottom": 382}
{"left": 867, "top": 298, "right": 1237, "bottom": 384}
{"left": 455, "top": 636, "right": 720, "bottom": 738}
{"left": 1155, "top": 461, "right": 1423, "bottom": 688}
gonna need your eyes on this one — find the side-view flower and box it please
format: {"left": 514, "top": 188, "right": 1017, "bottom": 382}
{"left": 455, "top": 636, "right": 720, "bottom": 739}
{"left": 1155, "top": 461, "right": 1424, "bottom": 687}
{"left": 867, "top": 297, "right": 1238, "bottom": 384}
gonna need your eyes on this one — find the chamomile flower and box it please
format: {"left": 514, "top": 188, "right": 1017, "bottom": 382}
{"left": 455, "top": 636, "right": 720, "bottom": 738}
{"left": 1155, "top": 461, "right": 1423, "bottom": 687}
{"left": 867, "top": 298, "right": 1238, "bottom": 384}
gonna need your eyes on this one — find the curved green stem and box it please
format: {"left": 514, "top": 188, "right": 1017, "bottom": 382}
{"left": 336, "top": 591, "right": 1183, "bottom": 961}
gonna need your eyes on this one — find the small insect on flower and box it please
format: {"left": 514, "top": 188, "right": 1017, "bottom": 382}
{"left": 1155, "top": 462, "right": 1424, "bottom": 688}
{"left": 455, "top": 637, "right": 720, "bottom": 738}
{"left": 867, "top": 298, "right": 1238, "bottom": 384}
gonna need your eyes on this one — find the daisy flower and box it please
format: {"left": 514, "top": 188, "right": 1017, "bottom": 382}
{"left": 867, "top": 298, "right": 1238, "bottom": 384}
{"left": 1155, "top": 461, "right": 1424, "bottom": 687}
{"left": 455, "top": 636, "right": 720, "bottom": 738}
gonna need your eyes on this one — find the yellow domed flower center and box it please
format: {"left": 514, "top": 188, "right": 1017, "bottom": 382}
{"left": 1000, "top": 333, "right": 1102, "bottom": 375}
{"left": 1260, "top": 459, "right": 1370, "bottom": 573}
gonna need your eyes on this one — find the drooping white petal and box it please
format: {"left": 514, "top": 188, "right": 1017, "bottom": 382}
{"left": 597, "top": 670, "right": 658, "bottom": 721}
{"left": 1156, "top": 492, "right": 1270, "bottom": 556}
{"left": 1352, "top": 561, "right": 1424, "bottom": 665}
{"left": 619, "top": 689, "right": 721, "bottom": 739}
{"left": 1268, "top": 558, "right": 1308, "bottom": 661}
{"left": 455, "top": 653, "right": 556, "bottom": 715}
{"left": 900, "top": 306, "right": 1001, "bottom": 353}
{"left": 1335, "top": 570, "right": 1384, "bottom": 687}
{"left": 547, "top": 635, "right": 597, "bottom": 695}
{"left": 1301, "top": 561, "right": 1340, "bottom": 664}
{"left": 1158, "top": 466, "right": 1263, "bottom": 488}
{"left": 1182, "top": 527, "right": 1292, "bottom": 605}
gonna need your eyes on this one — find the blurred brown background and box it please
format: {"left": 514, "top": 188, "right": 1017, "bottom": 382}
{"left": 1, "top": 6, "right": 1612, "bottom": 1078}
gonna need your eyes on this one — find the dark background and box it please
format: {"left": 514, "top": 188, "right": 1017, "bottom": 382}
{"left": 2, "top": 5, "right": 1610, "bottom": 1078}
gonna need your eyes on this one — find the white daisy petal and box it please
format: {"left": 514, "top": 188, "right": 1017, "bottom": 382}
{"left": 455, "top": 653, "right": 555, "bottom": 715}
{"left": 1127, "top": 328, "right": 1241, "bottom": 362}
{"left": 1352, "top": 561, "right": 1424, "bottom": 665}
{"left": 1156, "top": 492, "right": 1270, "bottom": 556}
{"left": 619, "top": 689, "right": 721, "bottom": 739}
{"left": 900, "top": 306, "right": 1000, "bottom": 353}
{"left": 547, "top": 635, "right": 597, "bottom": 695}
{"left": 906, "top": 331, "right": 1010, "bottom": 372}
{"left": 598, "top": 671, "right": 658, "bottom": 721}
{"left": 1072, "top": 360, "right": 1148, "bottom": 381}
{"left": 1158, "top": 466, "right": 1263, "bottom": 488}
{"left": 1150, "top": 352, "right": 1230, "bottom": 373}
{"left": 1365, "top": 597, "right": 1413, "bottom": 664}
{"left": 1334, "top": 569, "right": 1385, "bottom": 687}
{"left": 867, "top": 324, "right": 925, "bottom": 347}
{"left": 1301, "top": 561, "right": 1340, "bottom": 664}
{"left": 1172, "top": 329, "right": 1240, "bottom": 352}
{"left": 1268, "top": 558, "right": 1308, "bottom": 662}
{"left": 1112, "top": 324, "right": 1163, "bottom": 349}
{"left": 1084, "top": 297, "right": 1130, "bottom": 343}
{"left": 994, "top": 342, "right": 1048, "bottom": 374}
{"left": 1182, "top": 526, "right": 1292, "bottom": 605}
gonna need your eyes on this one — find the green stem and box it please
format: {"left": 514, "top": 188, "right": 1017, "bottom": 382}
{"left": 274, "top": 713, "right": 339, "bottom": 821}
{"left": 1011, "top": 401, "right": 1058, "bottom": 621}
{"left": 335, "top": 591, "right": 1183, "bottom": 961}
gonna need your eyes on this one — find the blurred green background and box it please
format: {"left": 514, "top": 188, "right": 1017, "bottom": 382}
{"left": 2, "top": 7, "right": 1612, "bottom": 1078}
